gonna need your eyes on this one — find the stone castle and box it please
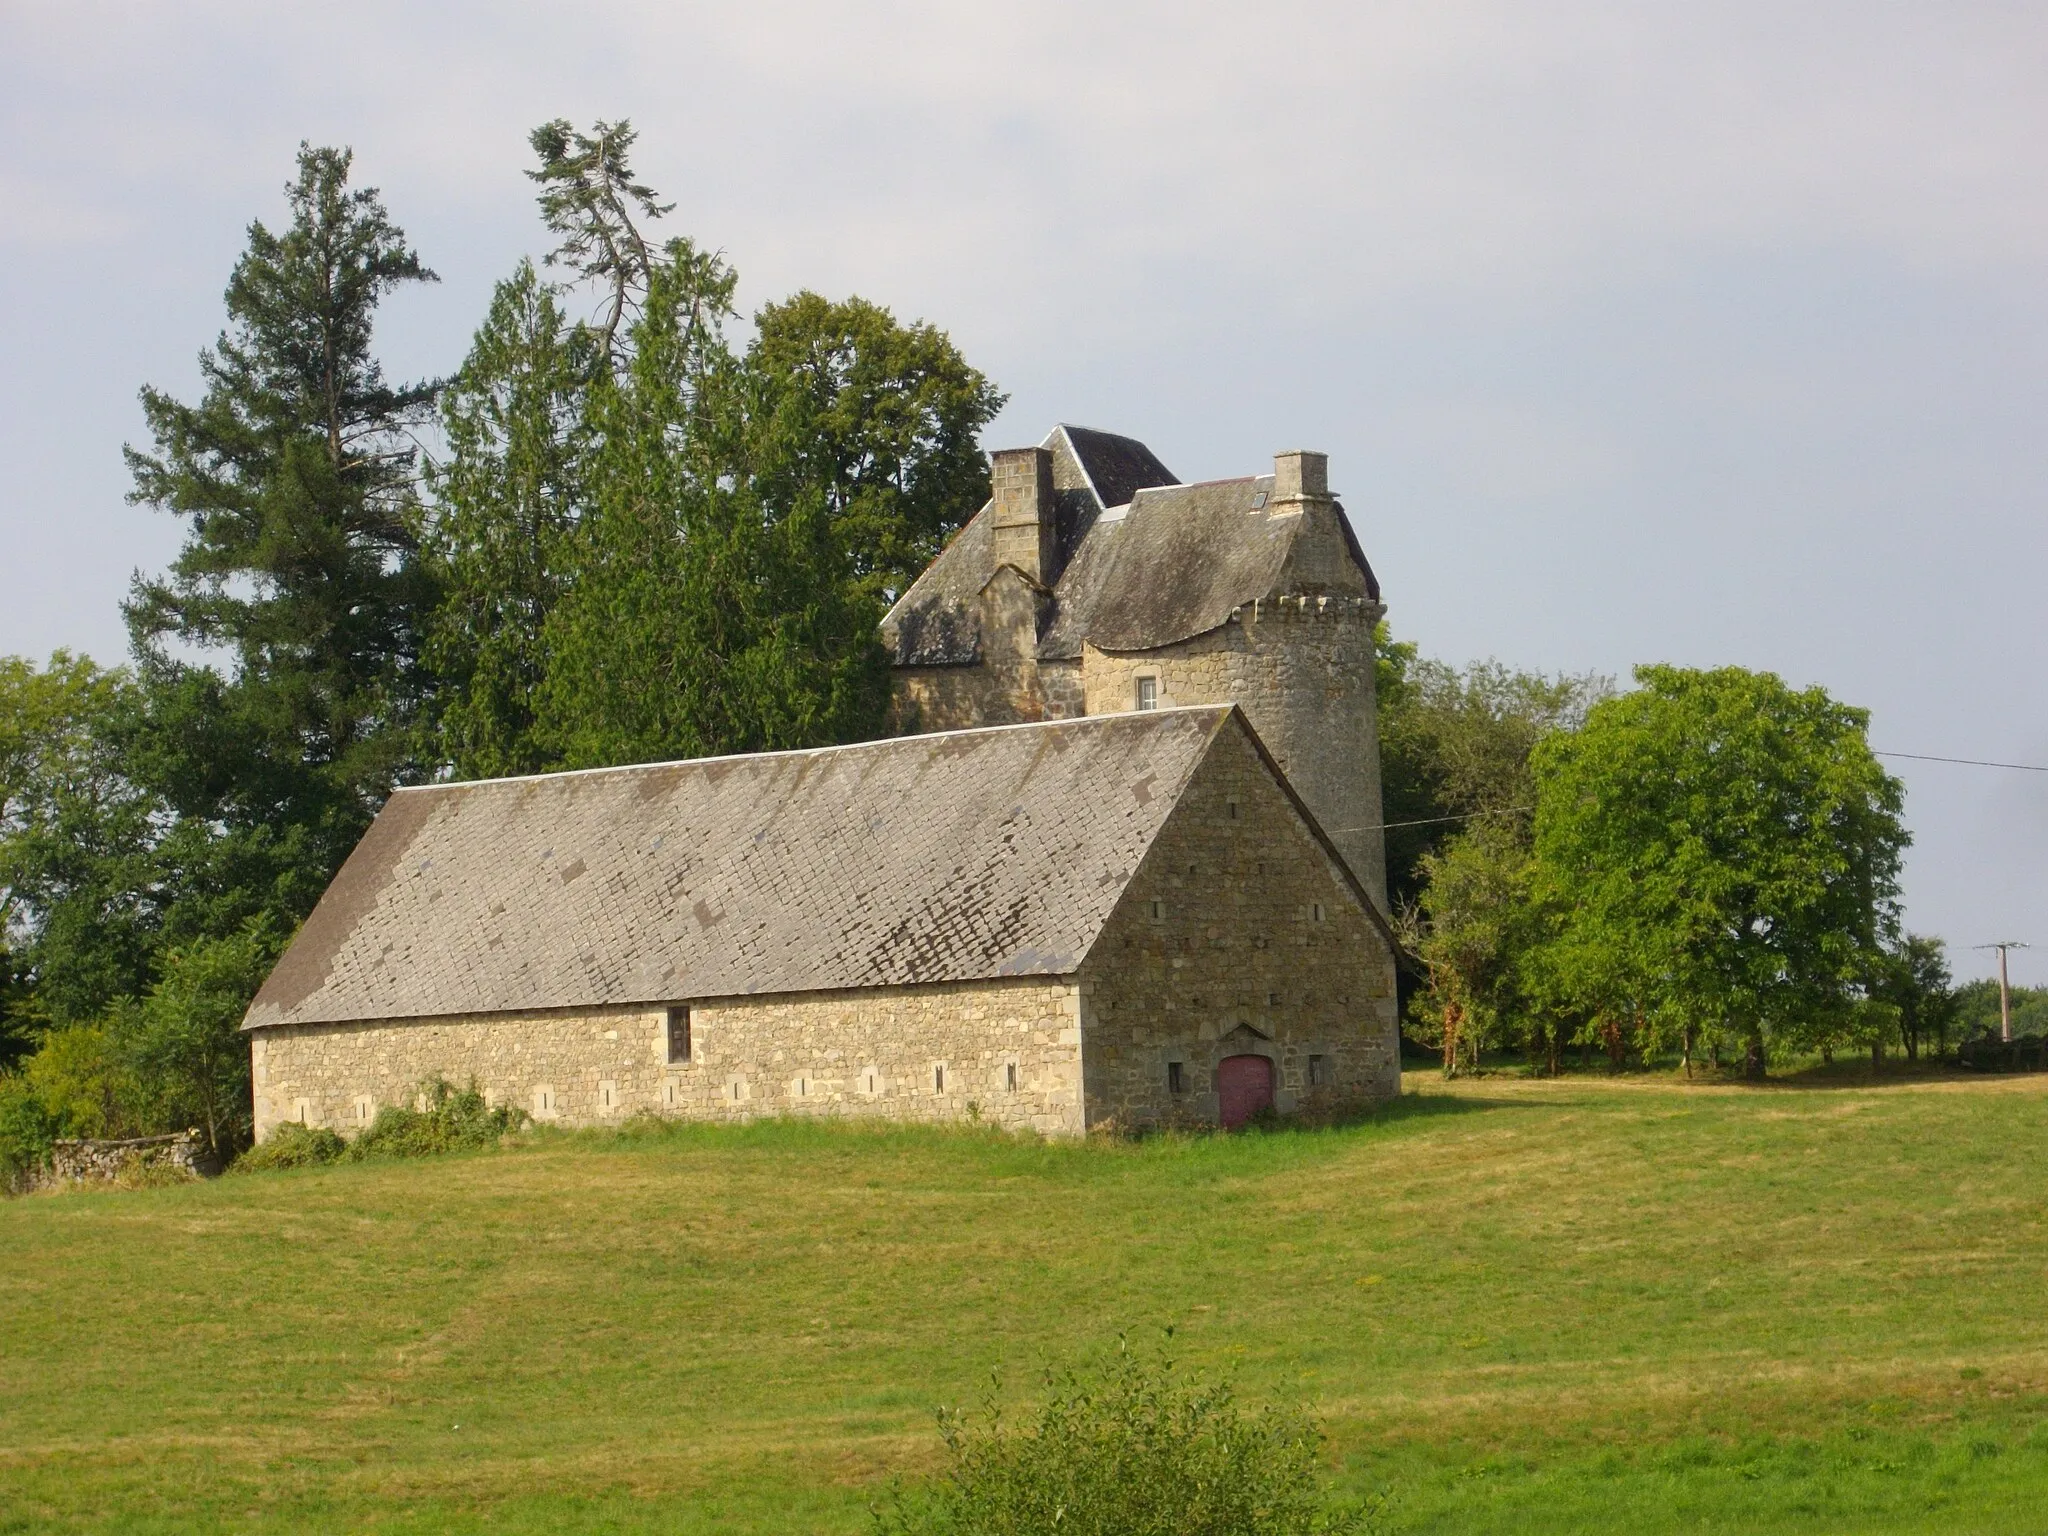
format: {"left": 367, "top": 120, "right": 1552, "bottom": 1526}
{"left": 884, "top": 427, "right": 1389, "bottom": 909}
{"left": 243, "top": 428, "right": 1400, "bottom": 1139}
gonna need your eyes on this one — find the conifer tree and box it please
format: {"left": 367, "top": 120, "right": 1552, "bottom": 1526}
{"left": 425, "top": 262, "right": 589, "bottom": 779}
{"left": 123, "top": 144, "right": 440, "bottom": 908}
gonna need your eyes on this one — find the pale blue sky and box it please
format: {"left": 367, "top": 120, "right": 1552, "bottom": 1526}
{"left": 4, "top": 2, "right": 2045, "bottom": 981}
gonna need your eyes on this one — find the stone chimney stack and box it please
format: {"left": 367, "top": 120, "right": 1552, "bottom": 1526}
{"left": 990, "top": 446, "right": 1058, "bottom": 585}
{"left": 1272, "top": 450, "right": 1330, "bottom": 507}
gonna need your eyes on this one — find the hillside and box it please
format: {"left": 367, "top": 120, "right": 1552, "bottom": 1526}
{"left": 4, "top": 1070, "right": 2047, "bottom": 1533}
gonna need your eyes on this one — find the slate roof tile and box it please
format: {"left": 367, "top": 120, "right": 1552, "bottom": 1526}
{"left": 245, "top": 707, "right": 1236, "bottom": 1030}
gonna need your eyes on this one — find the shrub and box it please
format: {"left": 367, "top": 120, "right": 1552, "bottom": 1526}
{"left": 873, "top": 1335, "right": 1378, "bottom": 1536}
{"left": 0, "top": 1072, "right": 59, "bottom": 1192}
{"left": 232, "top": 1120, "right": 348, "bottom": 1172}
{"left": 348, "top": 1078, "right": 525, "bottom": 1160}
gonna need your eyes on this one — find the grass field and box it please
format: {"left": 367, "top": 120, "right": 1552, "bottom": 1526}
{"left": 4, "top": 1066, "right": 2048, "bottom": 1533}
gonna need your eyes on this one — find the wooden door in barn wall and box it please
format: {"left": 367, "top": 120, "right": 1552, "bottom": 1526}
{"left": 1218, "top": 1054, "right": 1274, "bottom": 1128}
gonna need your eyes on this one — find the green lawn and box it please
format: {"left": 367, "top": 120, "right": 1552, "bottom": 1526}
{"left": 4, "top": 1068, "right": 2047, "bottom": 1533}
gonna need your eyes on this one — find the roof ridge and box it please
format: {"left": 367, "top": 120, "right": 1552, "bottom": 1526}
{"left": 397, "top": 705, "right": 1237, "bottom": 795}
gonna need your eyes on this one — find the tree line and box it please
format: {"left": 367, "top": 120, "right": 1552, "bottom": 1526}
{"left": 0, "top": 123, "right": 1988, "bottom": 1184}
{"left": 1382, "top": 654, "right": 1960, "bottom": 1079}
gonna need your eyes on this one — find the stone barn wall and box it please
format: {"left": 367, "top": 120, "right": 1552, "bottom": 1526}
{"left": 1075, "top": 717, "right": 1400, "bottom": 1130}
{"left": 253, "top": 976, "right": 1085, "bottom": 1142}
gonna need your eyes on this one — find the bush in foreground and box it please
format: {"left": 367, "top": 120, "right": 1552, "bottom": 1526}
{"left": 874, "top": 1335, "right": 1377, "bottom": 1536}
{"left": 232, "top": 1079, "right": 523, "bottom": 1173}
{"left": 233, "top": 1121, "right": 349, "bottom": 1172}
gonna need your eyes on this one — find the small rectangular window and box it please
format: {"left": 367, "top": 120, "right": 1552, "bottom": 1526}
{"left": 1167, "top": 1061, "right": 1185, "bottom": 1095}
{"left": 1006, "top": 1062, "right": 1018, "bottom": 1092}
{"left": 934, "top": 1064, "right": 946, "bottom": 1093}
{"left": 1150, "top": 899, "right": 1165, "bottom": 921}
{"left": 1311, "top": 902, "right": 1326, "bottom": 923}
{"left": 667, "top": 1005, "right": 692, "bottom": 1064}
{"left": 1136, "top": 676, "right": 1158, "bottom": 711}
{"left": 1309, "top": 1054, "right": 1329, "bottom": 1087}
{"left": 1227, "top": 800, "right": 1239, "bottom": 820}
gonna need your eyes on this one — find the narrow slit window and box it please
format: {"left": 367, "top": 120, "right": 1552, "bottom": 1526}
{"left": 934, "top": 1064, "right": 946, "bottom": 1093}
{"left": 1311, "top": 902, "right": 1326, "bottom": 923}
{"left": 1136, "top": 676, "right": 1158, "bottom": 711}
{"left": 1167, "top": 1061, "right": 1185, "bottom": 1095}
{"left": 666, "top": 1005, "right": 692, "bottom": 1064}
{"left": 1150, "top": 899, "right": 1165, "bottom": 921}
{"left": 1227, "top": 800, "right": 1239, "bottom": 821}
{"left": 1006, "top": 1063, "right": 1018, "bottom": 1092}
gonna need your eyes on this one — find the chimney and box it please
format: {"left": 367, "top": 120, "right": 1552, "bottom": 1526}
{"left": 1272, "top": 450, "right": 1330, "bottom": 506}
{"left": 990, "top": 446, "right": 1058, "bottom": 584}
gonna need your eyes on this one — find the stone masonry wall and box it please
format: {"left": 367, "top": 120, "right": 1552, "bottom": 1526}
{"left": 1076, "top": 717, "right": 1400, "bottom": 1129}
{"left": 1080, "top": 595, "right": 1388, "bottom": 911}
{"left": 889, "top": 568, "right": 1084, "bottom": 733}
{"left": 252, "top": 976, "right": 1084, "bottom": 1142}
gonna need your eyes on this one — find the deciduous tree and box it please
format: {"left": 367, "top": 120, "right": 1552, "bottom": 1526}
{"left": 1530, "top": 665, "right": 1907, "bottom": 1078}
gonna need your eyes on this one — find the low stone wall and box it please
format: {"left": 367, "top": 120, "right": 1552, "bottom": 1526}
{"left": 39, "top": 1131, "right": 214, "bottom": 1189}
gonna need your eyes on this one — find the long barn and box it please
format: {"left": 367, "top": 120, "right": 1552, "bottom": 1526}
{"left": 245, "top": 706, "right": 1399, "bottom": 1139}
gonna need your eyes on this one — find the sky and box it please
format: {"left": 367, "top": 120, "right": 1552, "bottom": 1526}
{"left": 3, "top": 1, "right": 2045, "bottom": 982}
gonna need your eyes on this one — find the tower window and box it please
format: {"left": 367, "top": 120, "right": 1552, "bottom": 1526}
{"left": 1135, "top": 676, "right": 1158, "bottom": 711}
{"left": 666, "top": 1005, "right": 692, "bottom": 1063}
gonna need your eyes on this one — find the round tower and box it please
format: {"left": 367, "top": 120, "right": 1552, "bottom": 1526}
{"left": 1078, "top": 450, "right": 1389, "bottom": 912}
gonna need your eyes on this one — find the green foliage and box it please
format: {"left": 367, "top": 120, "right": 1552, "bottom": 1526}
{"left": 875, "top": 1336, "right": 1375, "bottom": 1536}
{"left": 20, "top": 1023, "right": 143, "bottom": 1139}
{"left": 122, "top": 141, "right": 441, "bottom": 938}
{"left": 1531, "top": 665, "right": 1908, "bottom": 1074}
{"left": 526, "top": 117, "right": 673, "bottom": 362}
{"left": 1401, "top": 819, "right": 1539, "bottom": 1076}
{"left": 348, "top": 1078, "right": 525, "bottom": 1160}
{"left": 231, "top": 1118, "right": 346, "bottom": 1171}
{"left": 1377, "top": 650, "right": 1607, "bottom": 912}
{"left": 1953, "top": 978, "right": 2048, "bottom": 1041}
{"left": 0, "top": 652, "right": 163, "bottom": 1034}
{"left": 0, "top": 1071, "right": 61, "bottom": 1189}
{"left": 424, "top": 261, "right": 590, "bottom": 779}
{"left": 743, "top": 291, "right": 1004, "bottom": 603}
{"left": 118, "top": 922, "right": 283, "bottom": 1157}
{"left": 426, "top": 123, "right": 993, "bottom": 777}
{"left": 1869, "top": 933, "right": 1959, "bottom": 1062}
{"left": 531, "top": 239, "right": 890, "bottom": 765}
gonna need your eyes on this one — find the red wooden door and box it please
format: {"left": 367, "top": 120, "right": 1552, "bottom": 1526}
{"left": 1217, "top": 1054, "right": 1274, "bottom": 1129}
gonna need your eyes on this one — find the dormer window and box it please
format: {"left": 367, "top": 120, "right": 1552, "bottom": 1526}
{"left": 1136, "top": 676, "right": 1158, "bottom": 711}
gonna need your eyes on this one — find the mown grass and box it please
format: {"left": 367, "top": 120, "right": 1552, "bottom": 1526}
{"left": 3, "top": 1069, "right": 2046, "bottom": 1532}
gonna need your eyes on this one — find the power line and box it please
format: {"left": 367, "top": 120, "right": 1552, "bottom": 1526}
{"left": 1874, "top": 750, "right": 2048, "bottom": 773}
{"left": 1322, "top": 746, "right": 2044, "bottom": 837}
{"left": 1330, "top": 806, "right": 1533, "bottom": 835}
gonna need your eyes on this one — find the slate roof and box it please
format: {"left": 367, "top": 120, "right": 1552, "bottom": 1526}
{"left": 245, "top": 707, "right": 1241, "bottom": 1031}
{"left": 881, "top": 427, "right": 1378, "bottom": 666}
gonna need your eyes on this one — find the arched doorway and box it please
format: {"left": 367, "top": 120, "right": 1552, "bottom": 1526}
{"left": 1218, "top": 1054, "right": 1274, "bottom": 1129}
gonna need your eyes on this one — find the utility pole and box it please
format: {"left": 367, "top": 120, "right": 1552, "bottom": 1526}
{"left": 1974, "top": 942, "right": 2030, "bottom": 1043}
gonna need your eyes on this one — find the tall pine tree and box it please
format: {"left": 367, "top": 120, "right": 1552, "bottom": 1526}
{"left": 124, "top": 144, "right": 440, "bottom": 930}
